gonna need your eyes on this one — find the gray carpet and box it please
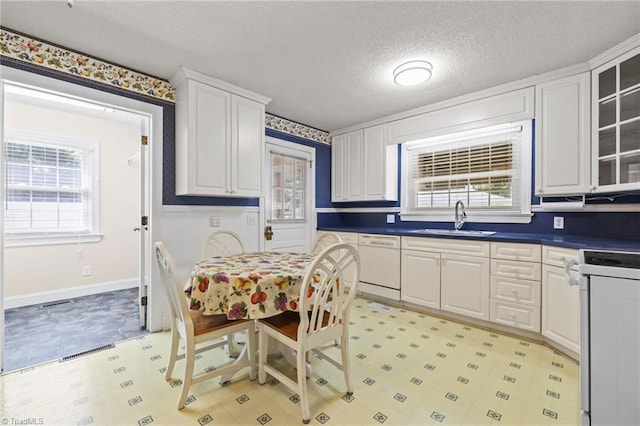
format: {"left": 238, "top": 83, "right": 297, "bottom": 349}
{"left": 3, "top": 288, "right": 148, "bottom": 373}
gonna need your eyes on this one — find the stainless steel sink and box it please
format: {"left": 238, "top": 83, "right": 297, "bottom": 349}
{"left": 409, "top": 229, "right": 496, "bottom": 237}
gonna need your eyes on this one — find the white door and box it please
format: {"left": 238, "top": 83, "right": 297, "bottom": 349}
{"left": 263, "top": 137, "right": 315, "bottom": 253}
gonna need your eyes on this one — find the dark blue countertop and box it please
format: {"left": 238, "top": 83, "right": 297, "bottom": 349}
{"left": 318, "top": 226, "right": 640, "bottom": 252}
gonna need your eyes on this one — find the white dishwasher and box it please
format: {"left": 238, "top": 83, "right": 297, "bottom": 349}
{"left": 358, "top": 234, "right": 401, "bottom": 300}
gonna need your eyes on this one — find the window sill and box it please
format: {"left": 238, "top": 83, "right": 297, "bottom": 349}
{"left": 4, "top": 232, "right": 103, "bottom": 247}
{"left": 399, "top": 211, "right": 533, "bottom": 224}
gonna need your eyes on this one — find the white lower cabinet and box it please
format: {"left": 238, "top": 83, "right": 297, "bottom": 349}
{"left": 541, "top": 246, "right": 580, "bottom": 355}
{"left": 401, "top": 237, "right": 490, "bottom": 320}
{"left": 440, "top": 254, "right": 491, "bottom": 320}
{"left": 401, "top": 249, "right": 440, "bottom": 309}
{"left": 489, "top": 242, "right": 542, "bottom": 332}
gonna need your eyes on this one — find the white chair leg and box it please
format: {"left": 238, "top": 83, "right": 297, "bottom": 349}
{"left": 341, "top": 335, "right": 353, "bottom": 394}
{"left": 258, "top": 324, "right": 268, "bottom": 384}
{"left": 247, "top": 323, "right": 257, "bottom": 380}
{"left": 297, "top": 350, "right": 311, "bottom": 424}
{"left": 178, "top": 342, "right": 196, "bottom": 410}
{"left": 165, "top": 329, "right": 180, "bottom": 381}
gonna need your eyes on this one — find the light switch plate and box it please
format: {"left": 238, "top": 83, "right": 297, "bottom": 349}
{"left": 553, "top": 216, "right": 564, "bottom": 230}
{"left": 386, "top": 214, "right": 395, "bottom": 224}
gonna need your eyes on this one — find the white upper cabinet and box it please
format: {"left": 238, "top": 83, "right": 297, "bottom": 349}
{"left": 172, "top": 67, "right": 271, "bottom": 197}
{"left": 346, "top": 130, "right": 363, "bottom": 199}
{"left": 331, "top": 130, "right": 362, "bottom": 201}
{"left": 591, "top": 46, "right": 640, "bottom": 192}
{"left": 535, "top": 72, "right": 591, "bottom": 196}
{"left": 363, "top": 124, "right": 398, "bottom": 201}
{"left": 331, "top": 124, "right": 397, "bottom": 202}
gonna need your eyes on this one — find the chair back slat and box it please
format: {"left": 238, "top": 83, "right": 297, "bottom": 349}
{"left": 155, "top": 242, "right": 189, "bottom": 326}
{"left": 202, "top": 230, "right": 245, "bottom": 259}
{"left": 299, "top": 243, "right": 360, "bottom": 340}
{"left": 311, "top": 232, "right": 343, "bottom": 254}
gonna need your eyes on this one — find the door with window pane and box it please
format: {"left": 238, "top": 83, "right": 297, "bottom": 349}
{"left": 264, "top": 139, "right": 313, "bottom": 253}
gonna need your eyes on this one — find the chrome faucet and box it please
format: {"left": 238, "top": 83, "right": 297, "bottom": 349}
{"left": 454, "top": 200, "right": 466, "bottom": 230}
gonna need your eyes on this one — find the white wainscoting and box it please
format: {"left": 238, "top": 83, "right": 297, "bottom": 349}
{"left": 158, "top": 205, "right": 261, "bottom": 282}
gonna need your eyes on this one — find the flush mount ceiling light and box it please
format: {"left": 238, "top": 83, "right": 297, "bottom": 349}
{"left": 393, "top": 60, "right": 433, "bottom": 86}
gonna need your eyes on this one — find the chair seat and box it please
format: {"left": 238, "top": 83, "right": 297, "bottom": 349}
{"left": 260, "top": 311, "right": 336, "bottom": 341}
{"left": 190, "top": 311, "right": 250, "bottom": 336}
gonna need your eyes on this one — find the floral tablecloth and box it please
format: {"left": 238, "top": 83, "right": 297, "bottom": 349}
{"left": 186, "top": 252, "right": 315, "bottom": 320}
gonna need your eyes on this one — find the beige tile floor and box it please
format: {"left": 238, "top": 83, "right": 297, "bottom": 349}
{"left": 0, "top": 298, "right": 579, "bottom": 425}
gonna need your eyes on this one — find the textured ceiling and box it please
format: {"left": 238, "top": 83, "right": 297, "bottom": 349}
{"left": 1, "top": 1, "right": 639, "bottom": 132}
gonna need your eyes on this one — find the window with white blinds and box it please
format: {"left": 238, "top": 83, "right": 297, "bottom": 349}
{"left": 401, "top": 121, "right": 532, "bottom": 223}
{"left": 4, "top": 130, "right": 99, "bottom": 242}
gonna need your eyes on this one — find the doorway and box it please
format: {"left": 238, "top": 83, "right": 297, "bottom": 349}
{"left": 0, "top": 65, "right": 163, "bottom": 372}
{"left": 262, "top": 136, "right": 316, "bottom": 252}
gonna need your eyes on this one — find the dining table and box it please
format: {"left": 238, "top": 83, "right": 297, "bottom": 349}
{"left": 185, "top": 251, "right": 318, "bottom": 381}
{"left": 186, "top": 251, "right": 317, "bottom": 320}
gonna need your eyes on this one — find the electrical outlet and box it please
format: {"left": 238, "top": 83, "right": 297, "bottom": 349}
{"left": 209, "top": 216, "right": 220, "bottom": 227}
{"left": 553, "top": 216, "right": 564, "bottom": 230}
{"left": 386, "top": 214, "right": 395, "bottom": 224}
{"left": 247, "top": 216, "right": 257, "bottom": 226}
{"left": 82, "top": 265, "right": 91, "bottom": 276}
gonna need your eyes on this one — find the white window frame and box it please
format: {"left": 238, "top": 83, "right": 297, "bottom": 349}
{"left": 3, "top": 129, "right": 101, "bottom": 246}
{"left": 400, "top": 121, "right": 533, "bottom": 224}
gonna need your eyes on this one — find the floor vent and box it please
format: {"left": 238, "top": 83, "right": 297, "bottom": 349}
{"left": 41, "top": 300, "right": 72, "bottom": 308}
{"left": 368, "top": 302, "right": 393, "bottom": 312}
{"left": 60, "top": 343, "right": 115, "bottom": 362}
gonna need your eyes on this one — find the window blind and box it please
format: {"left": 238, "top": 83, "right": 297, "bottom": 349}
{"left": 4, "top": 139, "right": 91, "bottom": 234}
{"left": 403, "top": 123, "right": 524, "bottom": 212}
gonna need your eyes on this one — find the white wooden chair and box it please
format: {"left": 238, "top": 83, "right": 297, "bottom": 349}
{"left": 154, "top": 242, "right": 256, "bottom": 410}
{"left": 311, "top": 232, "right": 343, "bottom": 254}
{"left": 257, "top": 243, "right": 360, "bottom": 424}
{"left": 202, "top": 230, "right": 245, "bottom": 259}
{"left": 201, "top": 230, "right": 246, "bottom": 355}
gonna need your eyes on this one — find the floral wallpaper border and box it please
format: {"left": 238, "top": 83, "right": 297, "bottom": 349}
{"left": 0, "top": 27, "right": 175, "bottom": 102}
{"left": 265, "top": 115, "right": 331, "bottom": 145}
{"left": 0, "top": 27, "right": 331, "bottom": 145}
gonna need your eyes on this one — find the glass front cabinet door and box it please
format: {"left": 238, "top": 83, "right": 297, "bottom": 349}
{"left": 592, "top": 47, "right": 640, "bottom": 191}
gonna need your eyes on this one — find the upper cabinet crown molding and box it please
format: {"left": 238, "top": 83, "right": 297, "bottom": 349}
{"left": 588, "top": 33, "right": 640, "bottom": 70}
{"left": 170, "top": 66, "right": 272, "bottom": 106}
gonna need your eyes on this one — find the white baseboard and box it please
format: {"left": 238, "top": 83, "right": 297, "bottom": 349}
{"left": 4, "top": 278, "right": 138, "bottom": 309}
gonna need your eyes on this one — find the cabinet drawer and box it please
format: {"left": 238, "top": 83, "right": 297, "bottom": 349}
{"left": 402, "top": 236, "right": 490, "bottom": 257}
{"left": 490, "top": 276, "right": 540, "bottom": 306}
{"left": 491, "top": 259, "right": 541, "bottom": 281}
{"left": 490, "top": 299, "right": 541, "bottom": 332}
{"left": 491, "top": 242, "right": 541, "bottom": 262}
{"left": 542, "top": 246, "right": 579, "bottom": 268}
